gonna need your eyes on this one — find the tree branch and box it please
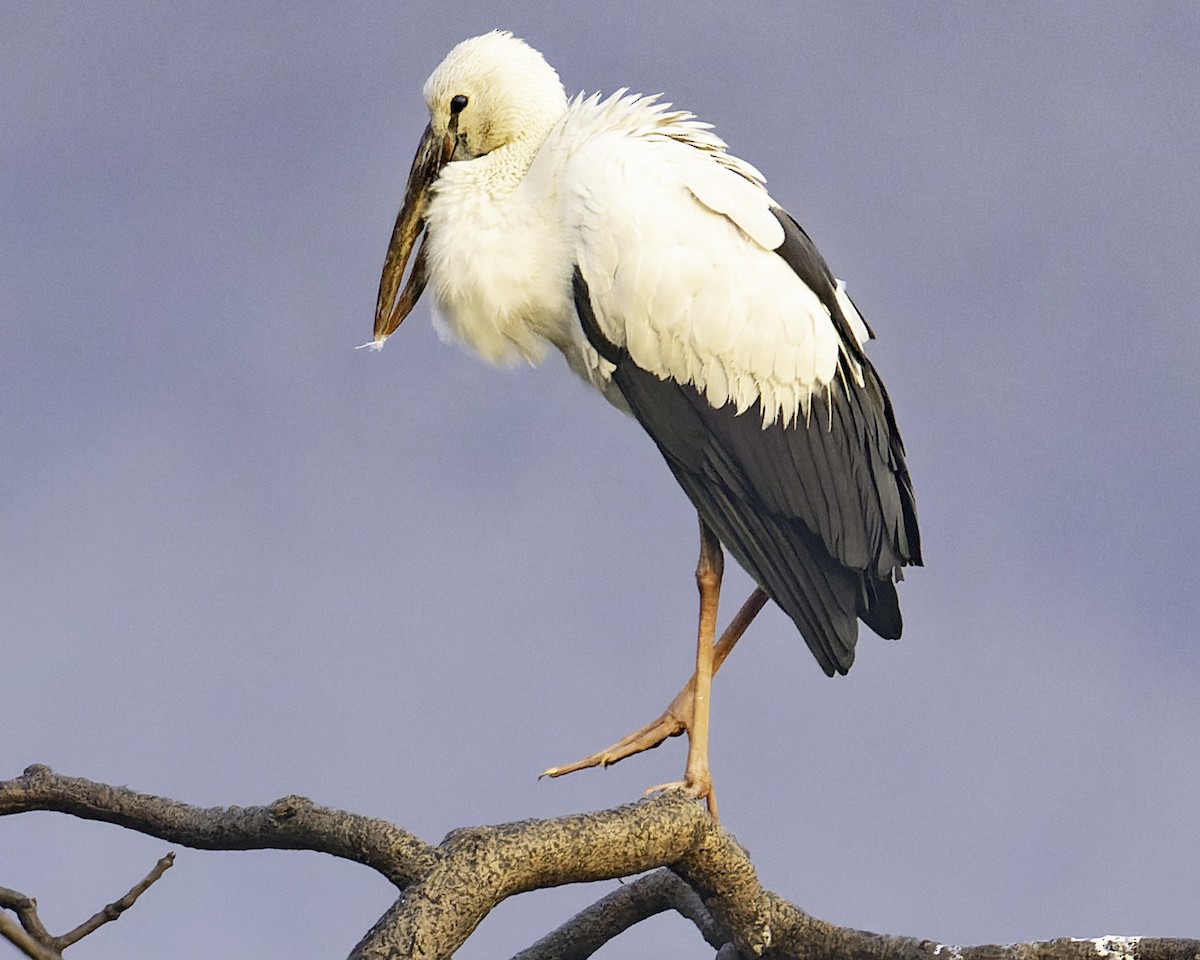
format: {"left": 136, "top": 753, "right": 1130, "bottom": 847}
{"left": 0, "top": 765, "right": 434, "bottom": 887}
{"left": 54, "top": 852, "right": 175, "bottom": 950}
{"left": 0, "top": 913, "right": 60, "bottom": 960}
{"left": 1, "top": 853, "right": 173, "bottom": 958}
{"left": 3, "top": 765, "right": 1196, "bottom": 960}
{"left": 0, "top": 889, "right": 51, "bottom": 948}
{"left": 512, "top": 869, "right": 727, "bottom": 960}
{"left": 349, "top": 791, "right": 711, "bottom": 959}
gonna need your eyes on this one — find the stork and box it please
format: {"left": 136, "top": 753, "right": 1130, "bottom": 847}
{"left": 372, "top": 31, "right": 921, "bottom": 817}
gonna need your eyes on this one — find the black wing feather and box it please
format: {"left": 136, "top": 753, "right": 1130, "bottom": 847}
{"left": 571, "top": 209, "right": 921, "bottom": 677}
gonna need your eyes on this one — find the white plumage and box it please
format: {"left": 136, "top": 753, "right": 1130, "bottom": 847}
{"left": 372, "top": 30, "right": 921, "bottom": 811}
{"left": 390, "top": 31, "right": 867, "bottom": 426}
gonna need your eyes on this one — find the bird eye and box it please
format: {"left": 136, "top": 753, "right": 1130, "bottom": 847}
{"left": 450, "top": 94, "right": 468, "bottom": 114}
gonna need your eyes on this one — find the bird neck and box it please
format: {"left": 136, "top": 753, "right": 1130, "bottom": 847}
{"left": 449, "top": 108, "right": 562, "bottom": 195}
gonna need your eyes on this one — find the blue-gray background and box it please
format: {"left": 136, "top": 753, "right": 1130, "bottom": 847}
{"left": 4, "top": 2, "right": 1198, "bottom": 957}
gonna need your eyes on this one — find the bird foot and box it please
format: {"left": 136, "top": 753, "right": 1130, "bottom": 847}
{"left": 539, "top": 680, "right": 719, "bottom": 820}
{"left": 540, "top": 683, "right": 694, "bottom": 779}
{"left": 644, "top": 767, "right": 717, "bottom": 820}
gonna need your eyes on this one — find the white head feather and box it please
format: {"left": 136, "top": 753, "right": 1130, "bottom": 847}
{"left": 422, "top": 31, "right": 568, "bottom": 160}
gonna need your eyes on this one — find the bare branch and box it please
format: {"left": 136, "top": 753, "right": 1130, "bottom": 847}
{"left": 670, "top": 808, "right": 777, "bottom": 956}
{"left": 512, "top": 869, "right": 726, "bottom": 960}
{"left": 0, "top": 765, "right": 435, "bottom": 887}
{"left": 0, "top": 889, "right": 52, "bottom": 946}
{"left": 3, "top": 765, "right": 1196, "bottom": 960}
{"left": 0, "top": 913, "right": 60, "bottom": 960}
{"left": 2, "top": 854, "right": 172, "bottom": 956}
{"left": 54, "top": 852, "right": 175, "bottom": 950}
{"left": 350, "top": 791, "right": 712, "bottom": 959}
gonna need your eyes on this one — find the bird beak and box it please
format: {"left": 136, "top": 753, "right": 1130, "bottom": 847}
{"left": 373, "top": 123, "right": 453, "bottom": 343}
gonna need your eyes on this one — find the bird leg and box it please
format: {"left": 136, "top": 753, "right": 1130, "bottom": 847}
{"left": 541, "top": 586, "right": 766, "bottom": 781}
{"left": 543, "top": 526, "right": 769, "bottom": 817}
{"left": 675, "top": 519, "right": 724, "bottom": 815}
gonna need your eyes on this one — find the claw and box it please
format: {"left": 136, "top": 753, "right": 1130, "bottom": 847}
{"left": 644, "top": 772, "right": 717, "bottom": 819}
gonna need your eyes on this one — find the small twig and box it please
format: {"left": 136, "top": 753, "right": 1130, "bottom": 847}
{"left": 0, "top": 889, "right": 51, "bottom": 945}
{"left": 1, "top": 853, "right": 173, "bottom": 956}
{"left": 0, "top": 913, "right": 60, "bottom": 960}
{"left": 54, "top": 852, "right": 175, "bottom": 950}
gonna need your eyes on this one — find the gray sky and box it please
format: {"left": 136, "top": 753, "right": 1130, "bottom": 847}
{"left": 3, "top": 2, "right": 1198, "bottom": 957}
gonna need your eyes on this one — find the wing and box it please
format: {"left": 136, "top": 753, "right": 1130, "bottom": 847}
{"left": 560, "top": 109, "right": 921, "bottom": 674}
{"left": 556, "top": 93, "right": 869, "bottom": 427}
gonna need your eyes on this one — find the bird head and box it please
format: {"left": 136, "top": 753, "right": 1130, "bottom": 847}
{"left": 373, "top": 31, "right": 567, "bottom": 344}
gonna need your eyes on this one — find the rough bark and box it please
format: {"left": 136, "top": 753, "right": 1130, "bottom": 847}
{"left": 1, "top": 765, "right": 1195, "bottom": 960}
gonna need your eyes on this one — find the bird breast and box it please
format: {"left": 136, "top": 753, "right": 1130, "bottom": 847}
{"left": 422, "top": 155, "right": 582, "bottom": 372}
